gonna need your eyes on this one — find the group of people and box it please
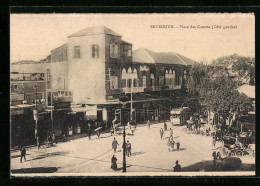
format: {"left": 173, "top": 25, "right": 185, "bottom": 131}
{"left": 111, "top": 138, "right": 132, "bottom": 171}
{"left": 36, "top": 133, "right": 57, "bottom": 150}
{"left": 112, "top": 138, "right": 132, "bottom": 156}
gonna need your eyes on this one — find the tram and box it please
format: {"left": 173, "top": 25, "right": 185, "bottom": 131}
{"left": 170, "top": 107, "right": 191, "bottom": 126}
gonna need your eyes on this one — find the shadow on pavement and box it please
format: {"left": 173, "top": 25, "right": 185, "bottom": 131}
{"left": 28, "top": 151, "right": 70, "bottom": 162}
{"left": 173, "top": 148, "right": 186, "bottom": 152}
{"left": 11, "top": 154, "right": 31, "bottom": 159}
{"left": 131, "top": 151, "right": 145, "bottom": 156}
{"left": 116, "top": 165, "right": 132, "bottom": 171}
{"left": 181, "top": 160, "right": 255, "bottom": 172}
{"left": 11, "top": 167, "right": 59, "bottom": 174}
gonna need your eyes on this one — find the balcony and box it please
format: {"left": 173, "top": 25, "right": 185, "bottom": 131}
{"left": 122, "top": 87, "right": 145, "bottom": 93}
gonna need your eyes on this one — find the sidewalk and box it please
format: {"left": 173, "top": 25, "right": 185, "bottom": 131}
{"left": 11, "top": 120, "right": 168, "bottom": 153}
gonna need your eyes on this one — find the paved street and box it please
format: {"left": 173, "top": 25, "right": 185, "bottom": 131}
{"left": 11, "top": 122, "right": 255, "bottom": 174}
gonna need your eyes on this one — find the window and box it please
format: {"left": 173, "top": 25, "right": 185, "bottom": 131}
{"left": 46, "top": 69, "right": 51, "bottom": 81}
{"left": 150, "top": 74, "right": 155, "bottom": 87}
{"left": 74, "top": 46, "right": 80, "bottom": 58}
{"left": 126, "top": 50, "right": 131, "bottom": 57}
{"left": 121, "top": 79, "right": 127, "bottom": 88}
{"left": 128, "top": 79, "right": 132, "bottom": 88}
{"left": 110, "top": 44, "right": 118, "bottom": 58}
{"left": 33, "top": 84, "right": 37, "bottom": 89}
{"left": 14, "top": 84, "right": 18, "bottom": 90}
{"left": 110, "top": 76, "right": 118, "bottom": 90}
{"left": 92, "top": 44, "right": 99, "bottom": 58}
{"left": 172, "top": 70, "right": 176, "bottom": 86}
{"left": 159, "top": 76, "right": 164, "bottom": 86}
{"left": 143, "top": 76, "right": 146, "bottom": 87}
{"left": 133, "top": 79, "right": 137, "bottom": 87}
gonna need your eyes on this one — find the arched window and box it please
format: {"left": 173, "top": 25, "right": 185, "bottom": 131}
{"left": 122, "top": 68, "right": 126, "bottom": 79}
{"left": 184, "top": 70, "right": 187, "bottom": 79}
{"left": 169, "top": 69, "right": 173, "bottom": 74}
{"left": 165, "top": 70, "right": 169, "bottom": 85}
{"left": 172, "top": 70, "right": 176, "bottom": 86}
{"left": 127, "top": 67, "right": 132, "bottom": 74}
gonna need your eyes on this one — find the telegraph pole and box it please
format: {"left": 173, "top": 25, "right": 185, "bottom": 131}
{"left": 130, "top": 88, "right": 133, "bottom": 121}
{"left": 34, "top": 85, "right": 38, "bottom": 139}
{"left": 119, "top": 95, "right": 129, "bottom": 173}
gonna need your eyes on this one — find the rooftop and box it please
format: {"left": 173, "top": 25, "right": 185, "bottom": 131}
{"left": 68, "top": 26, "right": 122, "bottom": 38}
{"left": 132, "top": 48, "right": 195, "bottom": 66}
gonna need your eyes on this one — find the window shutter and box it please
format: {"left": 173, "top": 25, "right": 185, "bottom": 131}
{"left": 96, "top": 45, "right": 99, "bottom": 58}
{"left": 110, "top": 44, "right": 113, "bottom": 57}
{"left": 92, "top": 45, "right": 95, "bottom": 58}
{"left": 115, "top": 45, "right": 118, "bottom": 58}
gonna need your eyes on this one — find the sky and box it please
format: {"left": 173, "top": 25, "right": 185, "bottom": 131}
{"left": 10, "top": 13, "right": 255, "bottom": 64}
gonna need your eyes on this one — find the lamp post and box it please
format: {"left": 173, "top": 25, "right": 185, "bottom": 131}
{"left": 119, "top": 95, "right": 129, "bottom": 173}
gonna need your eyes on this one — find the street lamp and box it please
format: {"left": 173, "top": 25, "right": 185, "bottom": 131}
{"left": 119, "top": 95, "right": 130, "bottom": 173}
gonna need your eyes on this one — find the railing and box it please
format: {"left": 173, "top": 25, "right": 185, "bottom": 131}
{"left": 122, "top": 87, "right": 145, "bottom": 93}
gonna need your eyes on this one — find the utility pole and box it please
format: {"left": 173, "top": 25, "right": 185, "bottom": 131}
{"left": 34, "top": 85, "right": 38, "bottom": 139}
{"left": 130, "top": 88, "right": 133, "bottom": 121}
{"left": 119, "top": 95, "right": 129, "bottom": 173}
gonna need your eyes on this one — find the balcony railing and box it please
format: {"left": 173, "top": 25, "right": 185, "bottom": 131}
{"left": 122, "top": 87, "right": 145, "bottom": 93}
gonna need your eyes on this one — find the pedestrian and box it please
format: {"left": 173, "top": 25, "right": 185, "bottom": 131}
{"left": 110, "top": 126, "right": 114, "bottom": 136}
{"left": 112, "top": 137, "right": 119, "bottom": 153}
{"left": 36, "top": 136, "right": 40, "bottom": 150}
{"left": 171, "top": 139, "right": 175, "bottom": 151}
{"left": 147, "top": 120, "right": 150, "bottom": 128}
{"left": 170, "top": 128, "right": 173, "bottom": 137}
{"left": 126, "top": 140, "right": 131, "bottom": 157}
{"left": 167, "top": 138, "right": 172, "bottom": 152}
{"left": 52, "top": 133, "right": 57, "bottom": 144}
{"left": 164, "top": 122, "right": 167, "bottom": 131}
{"left": 87, "top": 123, "right": 92, "bottom": 140}
{"left": 176, "top": 141, "right": 180, "bottom": 150}
{"left": 160, "top": 128, "right": 164, "bottom": 139}
{"left": 111, "top": 155, "right": 117, "bottom": 170}
{"left": 20, "top": 145, "right": 26, "bottom": 163}
{"left": 131, "top": 128, "right": 135, "bottom": 136}
{"left": 173, "top": 160, "right": 181, "bottom": 172}
{"left": 122, "top": 141, "right": 127, "bottom": 155}
{"left": 62, "top": 134, "right": 67, "bottom": 142}
{"left": 212, "top": 151, "right": 217, "bottom": 167}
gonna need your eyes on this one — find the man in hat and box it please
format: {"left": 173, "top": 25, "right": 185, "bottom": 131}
{"left": 20, "top": 145, "right": 26, "bottom": 163}
{"left": 160, "top": 128, "right": 164, "bottom": 140}
{"left": 126, "top": 140, "right": 132, "bottom": 157}
{"left": 112, "top": 137, "right": 119, "bottom": 153}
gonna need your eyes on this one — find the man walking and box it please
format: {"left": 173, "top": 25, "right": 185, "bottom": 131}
{"left": 126, "top": 140, "right": 131, "bottom": 157}
{"left": 20, "top": 145, "right": 26, "bottom": 163}
{"left": 160, "top": 128, "right": 164, "bottom": 140}
{"left": 147, "top": 120, "right": 151, "bottom": 128}
{"left": 87, "top": 123, "right": 91, "bottom": 140}
{"left": 112, "top": 137, "right": 119, "bottom": 153}
{"left": 164, "top": 122, "right": 167, "bottom": 131}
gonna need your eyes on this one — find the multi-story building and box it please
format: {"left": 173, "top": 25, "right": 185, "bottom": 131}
{"left": 10, "top": 26, "right": 195, "bottom": 145}
{"left": 48, "top": 26, "right": 195, "bottom": 127}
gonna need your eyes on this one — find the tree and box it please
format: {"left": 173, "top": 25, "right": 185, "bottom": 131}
{"left": 186, "top": 60, "right": 254, "bottom": 128}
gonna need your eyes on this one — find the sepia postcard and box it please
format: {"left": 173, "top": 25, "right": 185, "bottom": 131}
{"left": 10, "top": 13, "right": 255, "bottom": 177}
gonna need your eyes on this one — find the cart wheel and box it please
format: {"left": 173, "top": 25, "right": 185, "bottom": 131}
{"left": 236, "top": 150, "right": 243, "bottom": 156}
